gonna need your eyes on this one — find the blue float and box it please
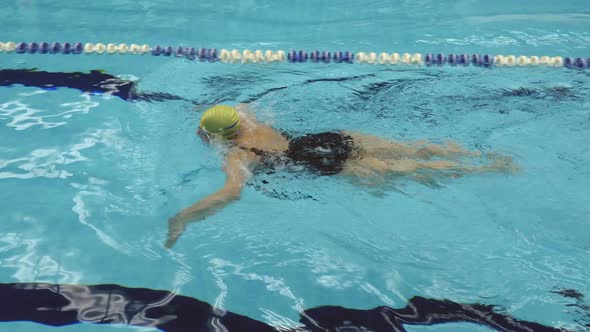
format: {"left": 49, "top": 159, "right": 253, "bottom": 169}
{"left": 310, "top": 51, "right": 320, "bottom": 63}
{"left": 447, "top": 54, "right": 457, "bottom": 66}
{"left": 39, "top": 42, "right": 50, "bottom": 54}
{"left": 16, "top": 42, "right": 27, "bottom": 53}
{"left": 343, "top": 51, "right": 354, "bottom": 63}
{"left": 574, "top": 57, "right": 586, "bottom": 69}
{"left": 162, "top": 46, "right": 173, "bottom": 56}
{"left": 208, "top": 48, "right": 218, "bottom": 62}
{"left": 73, "top": 43, "right": 83, "bottom": 54}
{"left": 435, "top": 53, "right": 446, "bottom": 65}
{"left": 481, "top": 54, "right": 493, "bottom": 67}
{"left": 27, "top": 42, "right": 39, "bottom": 54}
{"left": 289, "top": 50, "right": 307, "bottom": 63}
{"left": 197, "top": 48, "right": 207, "bottom": 61}
{"left": 62, "top": 42, "right": 72, "bottom": 54}
{"left": 299, "top": 50, "right": 308, "bottom": 62}
{"left": 424, "top": 53, "right": 434, "bottom": 66}
{"left": 151, "top": 45, "right": 162, "bottom": 56}
{"left": 458, "top": 54, "right": 469, "bottom": 66}
{"left": 185, "top": 47, "right": 196, "bottom": 60}
{"left": 287, "top": 50, "right": 296, "bottom": 62}
{"left": 50, "top": 42, "right": 61, "bottom": 54}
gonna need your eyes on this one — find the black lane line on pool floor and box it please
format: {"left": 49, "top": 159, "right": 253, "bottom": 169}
{"left": 0, "top": 69, "right": 190, "bottom": 103}
{"left": 0, "top": 282, "right": 573, "bottom": 332}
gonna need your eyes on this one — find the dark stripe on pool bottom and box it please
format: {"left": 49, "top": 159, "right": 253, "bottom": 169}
{"left": 0, "top": 69, "right": 186, "bottom": 102}
{"left": 0, "top": 283, "right": 568, "bottom": 332}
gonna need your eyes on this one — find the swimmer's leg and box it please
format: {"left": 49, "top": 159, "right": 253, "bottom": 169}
{"left": 340, "top": 159, "right": 385, "bottom": 186}
{"left": 465, "top": 154, "right": 520, "bottom": 173}
{"left": 341, "top": 158, "right": 460, "bottom": 190}
{"left": 414, "top": 156, "right": 519, "bottom": 174}
{"left": 346, "top": 132, "right": 480, "bottom": 160}
{"left": 414, "top": 141, "right": 482, "bottom": 159}
{"left": 357, "top": 157, "right": 458, "bottom": 173}
{"left": 344, "top": 155, "right": 517, "bottom": 178}
{"left": 346, "top": 132, "right": 419, "bottom": 158}
{"left": 415, "top": 154, "right": 519, "bottom": 176}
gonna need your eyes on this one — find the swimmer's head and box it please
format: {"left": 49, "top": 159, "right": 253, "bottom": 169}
{"left": 198, "top": 105, "right": 241, "bottom": 143}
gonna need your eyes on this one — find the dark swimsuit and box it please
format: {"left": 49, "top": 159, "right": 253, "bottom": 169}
{"left": 243, "top": 132, "right": 355, "bottom": 176}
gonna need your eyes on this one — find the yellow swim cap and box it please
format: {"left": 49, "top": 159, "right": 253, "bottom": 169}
{"left": 199, "top": 105, "right": 241, "bottom": 139}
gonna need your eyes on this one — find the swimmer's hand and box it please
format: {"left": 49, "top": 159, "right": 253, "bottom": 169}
{"left": 164, "top": 188, "right": 243, "bottom": 248}
{"left": 164, "top": 191, "right": 239, "bottom": 248}
{"left": 164, "top": 150, "right": 255, "bottom": 248}
{"left": 165, "top": 214, "right": 188, "bottom": 249}
{"left": 164, "top": 187, "right": 241, "bottom": 248}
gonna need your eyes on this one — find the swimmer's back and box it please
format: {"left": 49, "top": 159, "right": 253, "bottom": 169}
{"left": 235, "top": 113, "right": 289, "bottom": 153}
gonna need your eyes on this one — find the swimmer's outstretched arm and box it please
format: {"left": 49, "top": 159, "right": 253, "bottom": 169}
{"left": 165, "top": 150, "right": 257, "bottom": 248}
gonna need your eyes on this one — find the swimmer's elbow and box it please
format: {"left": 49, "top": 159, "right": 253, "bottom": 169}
{"left": 224, "top": 186, "right": 242, "bottom": 201}
{"left": 228, "top": 190, "right": 241, "bottom": 200}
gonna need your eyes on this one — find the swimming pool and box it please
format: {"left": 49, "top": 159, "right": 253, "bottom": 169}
{"left": 1, "top": 0, "right": 589, "bottom": 331}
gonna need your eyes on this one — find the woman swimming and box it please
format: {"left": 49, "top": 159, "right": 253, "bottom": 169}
{"left": 165, "top": 104, "right": 517, "bottom": 248}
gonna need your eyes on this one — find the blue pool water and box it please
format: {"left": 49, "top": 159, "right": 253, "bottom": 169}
{"left": 1, "top": 1, "right": 590, "bottom": 331}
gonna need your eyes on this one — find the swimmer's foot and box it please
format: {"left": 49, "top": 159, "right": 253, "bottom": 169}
{"left": 444, "top": 141, "right": 482, "bottom": 158}
{"left": 486, "top": 153, "right": 520, "bottom": 173}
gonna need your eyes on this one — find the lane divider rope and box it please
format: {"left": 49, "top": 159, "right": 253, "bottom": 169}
{"left": 0, "top": 42, "right": 588, "bottom": 69}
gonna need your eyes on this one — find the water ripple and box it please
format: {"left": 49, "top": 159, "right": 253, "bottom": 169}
{"left": 0, "top": 233, "right": 82, "bottom": 283}
{"left": 71, "top": 178, "right": 134, "bottom": 256}
{"left": 0, "top": 94, "right": 99, "bottom": 131}
{"left": 209, "top": 258, "right": 305, "bottom": 312}
{"left": 287, "top": 246, "right": 365, "bottom": 290}
{"left": 465, "top": 14, "right": 590, "bottom": 24}
{"left": 0, "top": 128, "right": 116, "bottom": 179}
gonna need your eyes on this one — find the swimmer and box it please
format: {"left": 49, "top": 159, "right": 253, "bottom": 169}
{"left": 165, "top": 104, "right": 518, "bottom": 248}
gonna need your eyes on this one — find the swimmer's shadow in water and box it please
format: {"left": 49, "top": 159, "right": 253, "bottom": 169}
{"left": 171, "top": 167, "right": 319, "bottom": 202}
{"left": 341, "top": 170, "right": 450, "bottom": 199}
{"left": 248, "top": 170, "right": 318, "bottom": 201}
